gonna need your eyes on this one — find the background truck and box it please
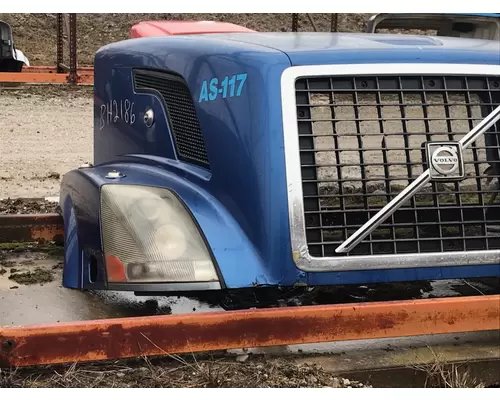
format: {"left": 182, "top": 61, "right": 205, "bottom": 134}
{"left": 0, "top": 19, "right": 29, "bottom": 72}
{"left": 366, "top": 13, "right": 500, "bottom": 40}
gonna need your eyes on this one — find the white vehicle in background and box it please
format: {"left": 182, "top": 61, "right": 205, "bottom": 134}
{"left": 366, "top": 13, "right": 500, "bottom": 40}
{"left": 0, "top": 19, "right": 30, "bottom": 72}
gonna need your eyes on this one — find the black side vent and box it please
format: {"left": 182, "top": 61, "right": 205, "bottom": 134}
{"left": 133, "top": 69, "right": 210, "bottom": 167}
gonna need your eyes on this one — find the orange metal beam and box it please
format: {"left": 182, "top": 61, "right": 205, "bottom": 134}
{"left": 22, "top": 66, "right": 94, "bottom": 74}
{"left": 22, "top": 66, "right": 59, "bottom": 73}
{"left": 0, "top": 69, "right": 93, "bottom": 85}
{"left": 0, "top": 72, "right": 68, "bottom": 84}
{"left": 1, "top": 295, "right": 498, "bottom": 367}
{"left": 0, "top": 213, "right": 63, "bottom": 243}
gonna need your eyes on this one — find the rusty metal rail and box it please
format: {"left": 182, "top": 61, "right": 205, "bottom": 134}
{"left": 0, "top": 67, "right": 94, "bottom": 85}
{"left": 1, "top": 295, "right": 498, "bottom": 367}
{"left": 22, "top": 66, "right": 94, "bottom": 74}
{"left": 0, "top": 213, "right": 63, "bottom": 243}
{"left": 0, "top": 213, "right": 498, "bottom": 368}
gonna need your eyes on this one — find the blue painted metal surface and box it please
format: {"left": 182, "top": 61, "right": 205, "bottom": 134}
{"left": 60, "top": 32, "right": 500, "bottom": 291}
{"left": 465, "top": 14, "right": 500, "bottom": 18}
{"left": 62, "top": 196, "right": 80, "bottom": 289}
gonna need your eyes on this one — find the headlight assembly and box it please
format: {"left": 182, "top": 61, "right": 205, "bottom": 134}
{"left": 100, "top": 184, "right": 218, "bottom": 284}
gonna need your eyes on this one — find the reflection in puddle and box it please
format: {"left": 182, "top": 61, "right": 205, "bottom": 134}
{"left": 87, "top": 290, "right": 224, "bottom": 319}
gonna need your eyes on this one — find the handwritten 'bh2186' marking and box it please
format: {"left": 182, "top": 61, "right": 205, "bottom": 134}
{"left": 100, "top": 99, "right": 136, "bottom": 130}
{"left": 198, "top": 73, "right": 247, "bottom": 103}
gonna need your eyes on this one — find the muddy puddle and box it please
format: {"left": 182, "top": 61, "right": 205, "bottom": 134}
{"left": 1, "top": 243, "right": 498, "bottom": 327}
{"left": 338, "top": 359, "right": 500, "bottom": 388}
{"left": 0, "top": 245, "right": 224, "bottom": 326}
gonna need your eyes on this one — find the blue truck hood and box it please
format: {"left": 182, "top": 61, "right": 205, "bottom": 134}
{"left": 206, "top": 32, "right": 500, "bottom": 66}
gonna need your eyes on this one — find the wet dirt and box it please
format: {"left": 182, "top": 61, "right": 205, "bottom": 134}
{"left": 196, "top": 282, "right": 436, "bottom": 311}
{"left": 193, "top": 273, "right": 479, "bottom": 311}
{"left": 0, "top": 247, "right": 58, "bottom": 287}
{"left": 0, "top": 242, "right": 64, "bottom": 256}
{"left": 8, "top": 267, "right": 54, "bottom": 285}
{"left": 306, "top": 281, "right": 434, "bottom": 304}
{"left": 0, "top": 245, "right": 213, "bottom": 326}
{"left": 0, "top": 198, "right": 60, "bottom": 214}
{"left": 338, "top": 359, "right": 500, "bottom": 388}
{"left": 449, "top": 278, "right": 500, "bottom": 297}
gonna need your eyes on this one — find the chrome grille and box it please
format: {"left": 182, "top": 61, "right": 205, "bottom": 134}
{"left": 296, "top": 75, "right": 500, "bottom": 257}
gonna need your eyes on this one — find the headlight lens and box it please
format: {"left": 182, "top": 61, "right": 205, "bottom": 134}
{"left": 100, "top": 184, "right": 218, "bottom": 283}
{"left": 153, "top": 224, "right": 187, "bottom": 259}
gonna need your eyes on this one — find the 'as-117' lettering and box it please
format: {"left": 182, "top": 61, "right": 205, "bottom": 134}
{"left": 100, "top": 99, "right": 136, "bottom": 130}
{"left": 199, "top": 73, "right": 247, "bottom": 103}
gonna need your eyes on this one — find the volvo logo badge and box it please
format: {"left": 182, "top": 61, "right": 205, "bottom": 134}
{"left": 425, "top": 141, "right": 465, "bottom": 181}
{"left": 432, "top": 147, "right": 459, "bottom": 175}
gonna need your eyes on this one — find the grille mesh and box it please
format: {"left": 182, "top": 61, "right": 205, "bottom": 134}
{"left": 133, "top": 69, "right": 210, "bottom": 167}
{"left": 296, "top": 75, "right": 500, "bottom": 257}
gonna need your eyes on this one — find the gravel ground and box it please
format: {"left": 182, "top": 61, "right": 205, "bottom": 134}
{"left": 0, "top": 87, "right": 93, "bottom": 198}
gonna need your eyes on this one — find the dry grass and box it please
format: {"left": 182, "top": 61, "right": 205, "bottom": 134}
{"left": 0, "top": 354, "right": 368, "bottom": 388}
{"left": 411, "top": 346, "right": 486, "bottom": 388}
{"left": 414, "top": 362, "right": 485, "bottom": 388}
